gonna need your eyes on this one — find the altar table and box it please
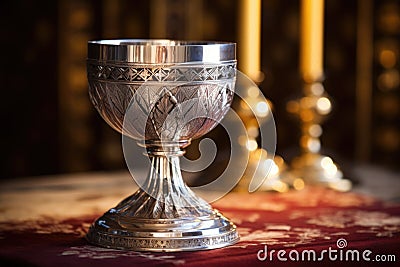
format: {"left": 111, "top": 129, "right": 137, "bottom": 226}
{"left": 0, "top": 168, "right": 399, "bottom": 266}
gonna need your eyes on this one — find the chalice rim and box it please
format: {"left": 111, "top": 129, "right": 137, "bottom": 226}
{"left": 88, "top": 39, "right": 236, "bottom": 64}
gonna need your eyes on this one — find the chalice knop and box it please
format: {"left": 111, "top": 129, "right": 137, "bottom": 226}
{"left": 86, "top": 40, "right": 239, "bottom": 251}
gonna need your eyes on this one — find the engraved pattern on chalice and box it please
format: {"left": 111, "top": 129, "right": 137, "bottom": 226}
{"left": 86, "top": 40, "right": 239, "bottom": 251}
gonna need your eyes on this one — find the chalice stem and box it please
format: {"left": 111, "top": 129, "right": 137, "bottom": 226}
{"left": 131, "top": 144, "right": 210, "bottom": 219}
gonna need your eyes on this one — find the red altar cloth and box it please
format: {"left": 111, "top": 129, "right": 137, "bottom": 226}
{"left": 1, "top": 187, "right": 399, "bottom": 266}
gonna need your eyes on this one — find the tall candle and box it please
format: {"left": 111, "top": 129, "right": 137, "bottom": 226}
{"left": 239, "top": 0, "right": 262, "bottom": 82}
{"left": 300, "top": 0, "right": 324, "bottom": 82}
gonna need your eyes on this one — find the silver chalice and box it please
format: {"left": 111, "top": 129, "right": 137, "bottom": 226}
{"left": 86, "top": 39, "right": 239, "bottom": 251}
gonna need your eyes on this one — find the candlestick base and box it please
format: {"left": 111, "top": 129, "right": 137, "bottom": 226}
{"left": 234, "top": 149, "right": 293, "bottom": 193}
{"left": 290, "top": 153, "right": 351, "bottom": 192}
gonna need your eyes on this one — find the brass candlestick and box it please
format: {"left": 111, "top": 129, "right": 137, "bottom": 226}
{"left": 235, "top": 0, "right": 293, "bottom": 192}
{"left": 286, "top": 79, "right": 352, "bottom": 191}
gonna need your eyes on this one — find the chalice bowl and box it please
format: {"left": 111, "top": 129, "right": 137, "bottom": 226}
{"left": 86, "top": 39, "right": 239, "bottom": 251}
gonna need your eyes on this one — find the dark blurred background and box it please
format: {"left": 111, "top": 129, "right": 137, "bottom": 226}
{"left": 1, "top": 0, "right": 399, "bottom": 179}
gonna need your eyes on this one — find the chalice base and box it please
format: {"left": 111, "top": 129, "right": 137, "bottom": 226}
{"left": 86, "top": 193, "right": 239, "bottom": 252}
{"left": 290, "top": 153, "right": 352, "bottom": 192}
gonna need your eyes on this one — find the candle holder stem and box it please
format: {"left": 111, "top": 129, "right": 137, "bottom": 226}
{"left": 232, "top": 75, "right": 292, "bottom": 193}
